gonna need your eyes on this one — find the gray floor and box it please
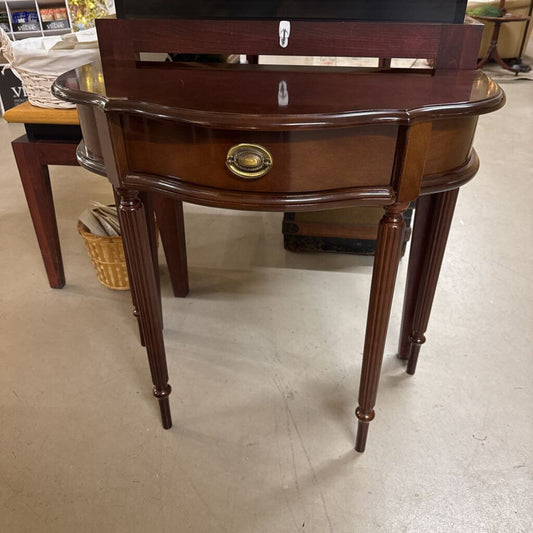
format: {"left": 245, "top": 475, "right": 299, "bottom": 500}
{"left": 1, "top": 61, "right": 532, "bottom": 532}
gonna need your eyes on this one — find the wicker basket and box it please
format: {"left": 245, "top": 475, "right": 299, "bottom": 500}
{"left": 77, "top": 221, "right": 130, "bottom": 290}
{"left": 11, "top": 67, "right": 75, "bottom": 108}
{"left": 0, "top": 28, "right": 99, "bottom": 109}
{"left": 12, "top": 67, "right": 76, "bottom": 108}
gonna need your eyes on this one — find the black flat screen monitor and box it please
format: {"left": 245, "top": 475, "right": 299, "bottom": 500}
{"left": 115, "top": 1, "right": 468, "bottom": 24}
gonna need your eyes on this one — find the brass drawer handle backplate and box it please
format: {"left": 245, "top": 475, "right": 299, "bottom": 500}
{"left": 226, "top": 143, "right": 273, "bottom": 179}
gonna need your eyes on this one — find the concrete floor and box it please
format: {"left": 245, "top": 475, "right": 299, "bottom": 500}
{"left": 1, "top": 61, "right": 532, "bottom": 532}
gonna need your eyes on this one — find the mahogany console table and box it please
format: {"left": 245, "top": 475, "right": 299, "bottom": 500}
{"left": 53, "top": 18, "right": 504, "bottom": 452}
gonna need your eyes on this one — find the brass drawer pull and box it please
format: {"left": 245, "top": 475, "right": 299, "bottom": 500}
{"left": 226, "top": 144, "right": 273, "bottom": 179}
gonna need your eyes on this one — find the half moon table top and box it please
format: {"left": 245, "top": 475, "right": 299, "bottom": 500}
{"left": 53, "top": 60, "right": 504, "bottom": 130}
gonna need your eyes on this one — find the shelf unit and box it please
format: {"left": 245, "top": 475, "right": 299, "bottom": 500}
{"left": 0, "top": 0, "right": 72, "bottom": 40}
{"left": 0, "top": 0, "right": 73, "bottom": 113}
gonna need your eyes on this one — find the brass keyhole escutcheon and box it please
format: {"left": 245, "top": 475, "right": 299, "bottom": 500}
{"left": 226, "top": 144, "right": 273, "bottom": 179}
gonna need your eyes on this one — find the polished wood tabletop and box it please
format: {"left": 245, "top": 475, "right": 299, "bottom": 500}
{"left": 56, "top": 60, "right": 502, "bottom": 128}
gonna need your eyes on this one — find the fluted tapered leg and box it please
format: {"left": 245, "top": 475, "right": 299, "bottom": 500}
{"left": 118, "top": 188, "right": 172, "bottom": 428}
{"left": 355, "top": 204, "right": 407, "bottom": 452}
{"left": 113, "top": 188, "right": 147, "bottom": 346}
{"left": 398, "top": 189, "right": 459, "bottom": 375}
{"left": 140, "top": 192, "right": 163, "bottom": 326}
{"left": 397, "top": 195, "right": 434, "bottom": 361}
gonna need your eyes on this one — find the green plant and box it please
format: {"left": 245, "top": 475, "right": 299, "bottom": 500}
{"left": 467, "top": 6, "right": 503, "bottom": 17}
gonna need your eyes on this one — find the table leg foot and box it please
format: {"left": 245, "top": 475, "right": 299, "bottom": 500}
{"left": 355, "top": 408, "right": 375, "bottom": 452}
{"left": 406, "top": 336, "right": 425, "bottom": 375}
{"left": 154, "top": 385, "right": 173, "bottom": 429}
{"left": 355, "top": 422, "right": 369, "bottom": 453}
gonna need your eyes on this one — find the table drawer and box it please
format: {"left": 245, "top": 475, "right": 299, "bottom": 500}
{"left": 122, "top": 116, "right": 398, "bottom": 194}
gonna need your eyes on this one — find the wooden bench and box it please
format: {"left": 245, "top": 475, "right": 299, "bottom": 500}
{"left": 4, "top": 101, "right": 189, "bottom": 297}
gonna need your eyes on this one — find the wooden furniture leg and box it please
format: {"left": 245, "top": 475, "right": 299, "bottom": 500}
{"left": 477, "top": 20, "right": 503, "bottom": 69}
{"left": 153, "top": 196, "right": 189, "bottom": 297}
{"left": 355, "top": 204, "right": 407, "bottom": 452}
{"left": 397, "top": 195, "right": 435, "bottom": 360}
{"left": 11, "top": 135, "right": 78, "bottom": 288}
{"left": 111, "top": 186, "right": 148, "bottom": 346}
{"left": 140, "top": 192, "right": 163, "bottom": 326}
{"left": 119, "top": 188, "right": 172, "bottom": 428}
{"left": 397, "top": 189, "right": 460, "bottom": 374}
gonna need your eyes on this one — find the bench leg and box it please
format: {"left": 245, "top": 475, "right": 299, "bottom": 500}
{"left": 12, "top": 136, "right": 66, "bottom": 288}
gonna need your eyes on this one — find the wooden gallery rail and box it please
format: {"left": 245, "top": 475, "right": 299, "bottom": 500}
{"left": 52, "top": 18, "right": 504, "bottom": 452}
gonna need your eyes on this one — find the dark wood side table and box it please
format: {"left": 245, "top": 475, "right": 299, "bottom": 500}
{"left": 53, "top": 18, "right": 504, "bottom": 452}
{"left": 473, "top": 0, "right": 532, "bottom": 73}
